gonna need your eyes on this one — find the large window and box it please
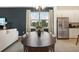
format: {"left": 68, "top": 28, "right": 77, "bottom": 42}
{"left": 31, "top": 11, "right": 48, "bottom": 28}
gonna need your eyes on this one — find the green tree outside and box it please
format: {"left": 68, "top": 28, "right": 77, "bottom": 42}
{"left": 32, "top": 20, "right": 48, "bottom": 28}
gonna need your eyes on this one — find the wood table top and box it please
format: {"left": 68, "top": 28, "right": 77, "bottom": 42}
{"left": 25, "top": 31, "right": 54, "bottom": 47}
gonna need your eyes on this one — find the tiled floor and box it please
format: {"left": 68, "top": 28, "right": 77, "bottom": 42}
{"left": 4, "top": 41, "right": 24, "bottom": 52}
{"left": 3, "top": 39, "right": 79, "bottom": 52}
{"left": 55, "top": 39, "right": 79, "bottom": 52}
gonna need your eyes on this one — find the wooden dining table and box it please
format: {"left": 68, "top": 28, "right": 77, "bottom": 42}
{"left": 21, "top": 31, "right": 56, "bottom": 52}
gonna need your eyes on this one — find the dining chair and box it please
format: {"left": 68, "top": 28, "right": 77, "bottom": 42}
{"left": 21, "top": 33, "right": 28, "bottom": 52}
{"left": 49, "top": 33, "right": 56, "bottom": 52}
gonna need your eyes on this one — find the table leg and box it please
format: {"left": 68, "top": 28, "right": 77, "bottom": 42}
{"left": 24, "top": 46, "right": 28, "bottom": 52}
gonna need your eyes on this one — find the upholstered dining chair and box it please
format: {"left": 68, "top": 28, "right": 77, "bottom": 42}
{"left": 21, "top": 33, "right": 28, "bottom": 52}
{"left": 44, "top": 27, "right": 48, "bottom": 32}
{"left": 49, "top": 33, "right": 56, "bottom": 52}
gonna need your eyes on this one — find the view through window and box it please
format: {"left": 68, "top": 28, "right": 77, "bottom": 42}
{"left": 31, "top": 11, "right": 48, "bottom": 29}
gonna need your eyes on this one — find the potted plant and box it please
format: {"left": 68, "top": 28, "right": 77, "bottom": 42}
{"left": 36, "top": 24, "right": 43, "bottom": 37}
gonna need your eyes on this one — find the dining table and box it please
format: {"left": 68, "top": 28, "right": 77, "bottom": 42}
{"left": 21, "top": 31, "right": 56, "bottom": 52}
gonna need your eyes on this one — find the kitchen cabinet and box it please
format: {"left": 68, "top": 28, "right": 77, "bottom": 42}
{"left": 69, "top": 28, "right": 79, "bottom": 38}
{"left": 0, "top": 29, "right": 18, "bottom": 51}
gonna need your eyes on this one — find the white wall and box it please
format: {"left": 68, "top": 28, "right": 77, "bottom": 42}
{"left": 54, "top": 6, "right": 79, "bottom": 36}
{"left": 56, "top": 10, "right": 79, "bottom": 22}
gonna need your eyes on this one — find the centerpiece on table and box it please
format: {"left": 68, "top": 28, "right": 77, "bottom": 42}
{"left": 35, "top": 6, "right": 44, "bottom": 37}
{"left": 36, "top": 24, "right": 43, "bottom": 37}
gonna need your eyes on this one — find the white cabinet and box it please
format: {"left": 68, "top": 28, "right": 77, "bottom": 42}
{"left": 69, "top": 28, "right": 79, "bottom": 38}
{"left": 0, "top": 29, "right": 18, "bottom": 51}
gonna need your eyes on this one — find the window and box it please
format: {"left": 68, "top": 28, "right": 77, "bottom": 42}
{"left": 31, "top": 11, "right": 48, "bottom": 28}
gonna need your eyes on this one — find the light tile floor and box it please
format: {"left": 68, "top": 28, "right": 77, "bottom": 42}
{"left": 3, "top": 39, "right": 79, "bottom": 52}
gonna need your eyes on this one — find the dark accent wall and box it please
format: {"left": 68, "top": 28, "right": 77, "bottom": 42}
{"left": 0, "top": 8, "right": 26, "bottom": 36}
{"left": 0, "top": 7, "right": 53, "bottom": 36}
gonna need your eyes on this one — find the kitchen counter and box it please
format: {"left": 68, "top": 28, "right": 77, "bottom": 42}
{"left": 0, "top": 29, "right": 18, "bottom": 51}
{"left": 69, "top": 28, "right": 79, "bottom": 38}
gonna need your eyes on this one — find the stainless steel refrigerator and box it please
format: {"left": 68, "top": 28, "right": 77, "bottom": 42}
{"left": 57, "top": 17, "right": 69, "bottom": 39}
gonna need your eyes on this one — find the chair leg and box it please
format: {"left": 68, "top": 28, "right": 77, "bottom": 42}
{"left": 49, "top": 44, "right": 55, "bottom": 52}
{"left": 76, "top": 36, "right": 79, "bottom": 46}
{"left": 24, "top": 46, "right": 28, "bottom": 52}
{"left": 49, "top": 47, "right": 52, "bottom": 52}
{"left": 24, "top": 46, "right": 26, "bottom": 52}
{"left": 52, "top": 44, "right": 55, "bottom": 52}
